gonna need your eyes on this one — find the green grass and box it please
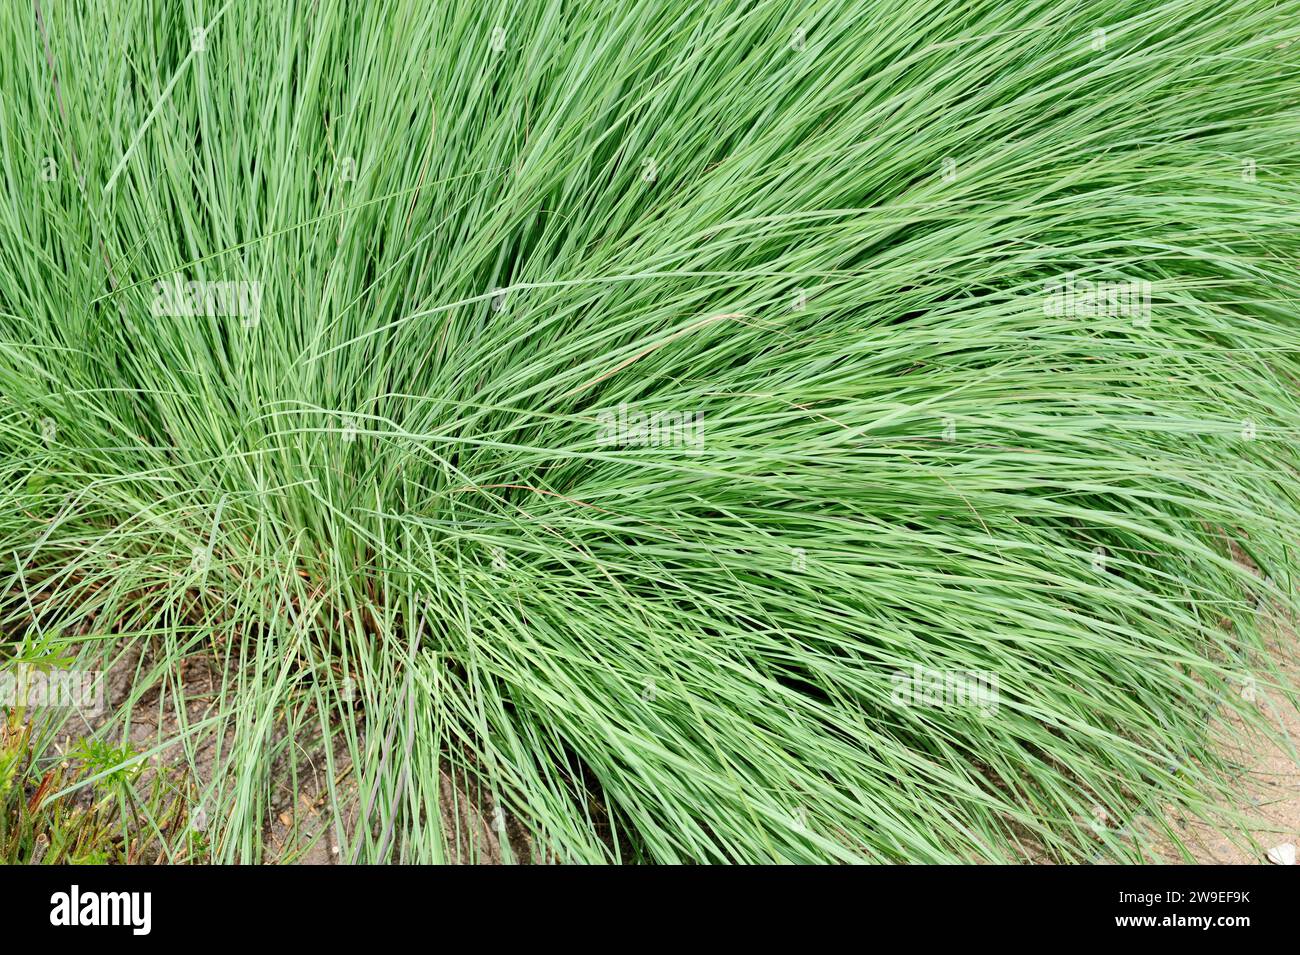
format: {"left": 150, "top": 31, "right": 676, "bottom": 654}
{"left": 1, "top": 0, "right": 1298, "bottom": 863}
{"left": 0, "top": 708, "right": 199, "bottom": 864}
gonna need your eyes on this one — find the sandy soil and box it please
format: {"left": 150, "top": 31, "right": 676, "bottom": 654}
{"left": 1137, "top": 630, "right": 1299, "bottom": 865}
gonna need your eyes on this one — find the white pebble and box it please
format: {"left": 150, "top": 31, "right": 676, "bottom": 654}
{"left": 1266, "top": 843, "right": 1295, "bottom": 865}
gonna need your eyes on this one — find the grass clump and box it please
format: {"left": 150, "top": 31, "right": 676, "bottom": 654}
{"left": 1, "top": 0, "right": 1299, "bottom": 862}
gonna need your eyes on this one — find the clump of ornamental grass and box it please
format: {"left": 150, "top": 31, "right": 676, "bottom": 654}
{"left": 1, "top": 0, "right": 1298, "bottom": 862}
